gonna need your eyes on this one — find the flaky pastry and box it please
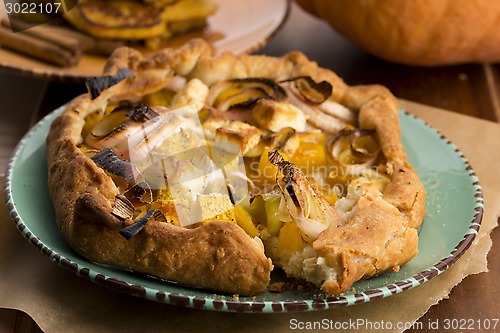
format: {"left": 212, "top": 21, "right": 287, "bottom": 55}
{"left": 46, "top": 39, "right": 425, "bottom": 296}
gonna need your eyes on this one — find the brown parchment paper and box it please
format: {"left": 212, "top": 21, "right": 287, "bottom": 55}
{"left": 0, "top": 100, "right": 498, "bottom": 333}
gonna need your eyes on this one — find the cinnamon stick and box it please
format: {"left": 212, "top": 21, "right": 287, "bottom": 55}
{"left": 0, "top": 25, "right": 78, "bottom": 67}
{"left": 2, "top": 17, "right": 124, "bottom": 57}
{"left": 3, "top": 17, "right": 124, "bottom": 56}
{"left": 2, "top": 18, "right": 81, "bottom": 59}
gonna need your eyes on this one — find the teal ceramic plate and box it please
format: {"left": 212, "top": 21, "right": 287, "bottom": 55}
{"left": 4, "top": 106, "right": 483, "bottom": 312}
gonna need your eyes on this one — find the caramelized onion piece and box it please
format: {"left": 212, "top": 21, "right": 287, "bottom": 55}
{"left": 268, "top": 150, "right": 343, "bottom": 242}
{"left": 127, "top": 103, "right": 160, "bottom": 122}
{"left": 111, "top": 194, "right": 135, "bottom": 220}
{"left": 280, "top": 76, "right": 358, "bottom": 132}
{"left": 207, "top": 78, "right": 287, "bottom": 111}
{"left": 89, "top": 106, "right": 133, "bottom": 139}
{"left": 318, "top": 100, "right": 357, "bottom": 124}
{"left": 152, "top": 210, "right": 169, "bottom": 223}
{"left": 329, "top": 128, "right": 380, "bottom": 175}
{"left": 281, "top": 76, "right": 332, "bottom": 104}
{"left": 91, "top": 148, "right": 138, "bottom": 185}
{"left": 271, "top": 127, "right": 296, "bottom": 151}
{"left": 350, "top": 129, "right": 380, "bottom": 158}
{"left": 87, "top": 121, "right": 143, "bottom": 151}
{"left": 119, "top": 209, "right": 156, "bottom": 240}
{"left": 86, "top": 103, "right": 152, "bottom": 150}
{"left": 86, "top": 68, "right": 134, "bottom": 100}
{"left": 281, "top": 82, "right": 346, "bottom": 133}
{"left": 244, "top": 127, "right": 297, "bottom": 158}
{"left": 284, "top": 180, "right": 299, "bottom": 207}
{"left": 223, "top": 90, "right": 267, "bottom": 110}
{"left": 124, "top": 181, "right": 154, "bottom": 207}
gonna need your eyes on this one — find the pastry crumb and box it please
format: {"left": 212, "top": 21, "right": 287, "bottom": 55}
{"left": 268, "top": 279, "right": 316, "bottom": 293}
{"left": 269, "top": 282, "right": 286, "bottom": 293}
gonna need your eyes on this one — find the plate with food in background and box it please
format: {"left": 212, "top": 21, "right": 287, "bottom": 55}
{"left": 0, "top": 0, "right": 290, "bottom": 81}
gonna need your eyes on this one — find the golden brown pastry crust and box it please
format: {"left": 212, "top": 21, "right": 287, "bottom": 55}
{"left": 313, "top": 84, "right": 425, "bottom": 295}
{"left": 46, "top": 39, "right": 425, "bottom": 296}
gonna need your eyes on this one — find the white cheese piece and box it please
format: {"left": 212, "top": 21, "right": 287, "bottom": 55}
{"left": 190, "top": 193, "right": 235, "bottom": 225}
{"left": 252, "top": 99, "right": 306, "bottom": 132}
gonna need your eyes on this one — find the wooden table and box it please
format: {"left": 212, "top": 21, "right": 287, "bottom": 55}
{"left": 1, "top": 3, "right": 499, "bottom": 332}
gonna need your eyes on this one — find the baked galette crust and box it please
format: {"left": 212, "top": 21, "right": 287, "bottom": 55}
{"left": 46, "top": 39, "right": 425, "bottom": 296}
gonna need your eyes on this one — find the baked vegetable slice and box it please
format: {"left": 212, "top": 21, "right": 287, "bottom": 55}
{"left": 46, "top": 39, "right": 425, "bottom": 296}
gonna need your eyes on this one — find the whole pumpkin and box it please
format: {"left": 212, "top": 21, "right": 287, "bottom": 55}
{"left": 295, "top": 0, "right": 500, "bottom": 66}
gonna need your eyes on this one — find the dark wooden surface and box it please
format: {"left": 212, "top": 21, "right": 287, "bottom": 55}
{"left": 1, "top": 2, "right": 499, "bottom": 332}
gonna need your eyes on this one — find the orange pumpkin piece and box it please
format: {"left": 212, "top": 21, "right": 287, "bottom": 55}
{"left": 296, "top": 0, "right": 500, "bottom": 66}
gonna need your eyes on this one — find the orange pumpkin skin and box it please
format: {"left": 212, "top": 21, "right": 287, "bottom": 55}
{"left": 296, "top": 0, "right": 500, "bottom": 66}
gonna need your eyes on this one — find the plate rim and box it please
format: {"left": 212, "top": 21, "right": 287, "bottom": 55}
{"left": 3, "top": 106, "right": 484, "bottom": 313}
